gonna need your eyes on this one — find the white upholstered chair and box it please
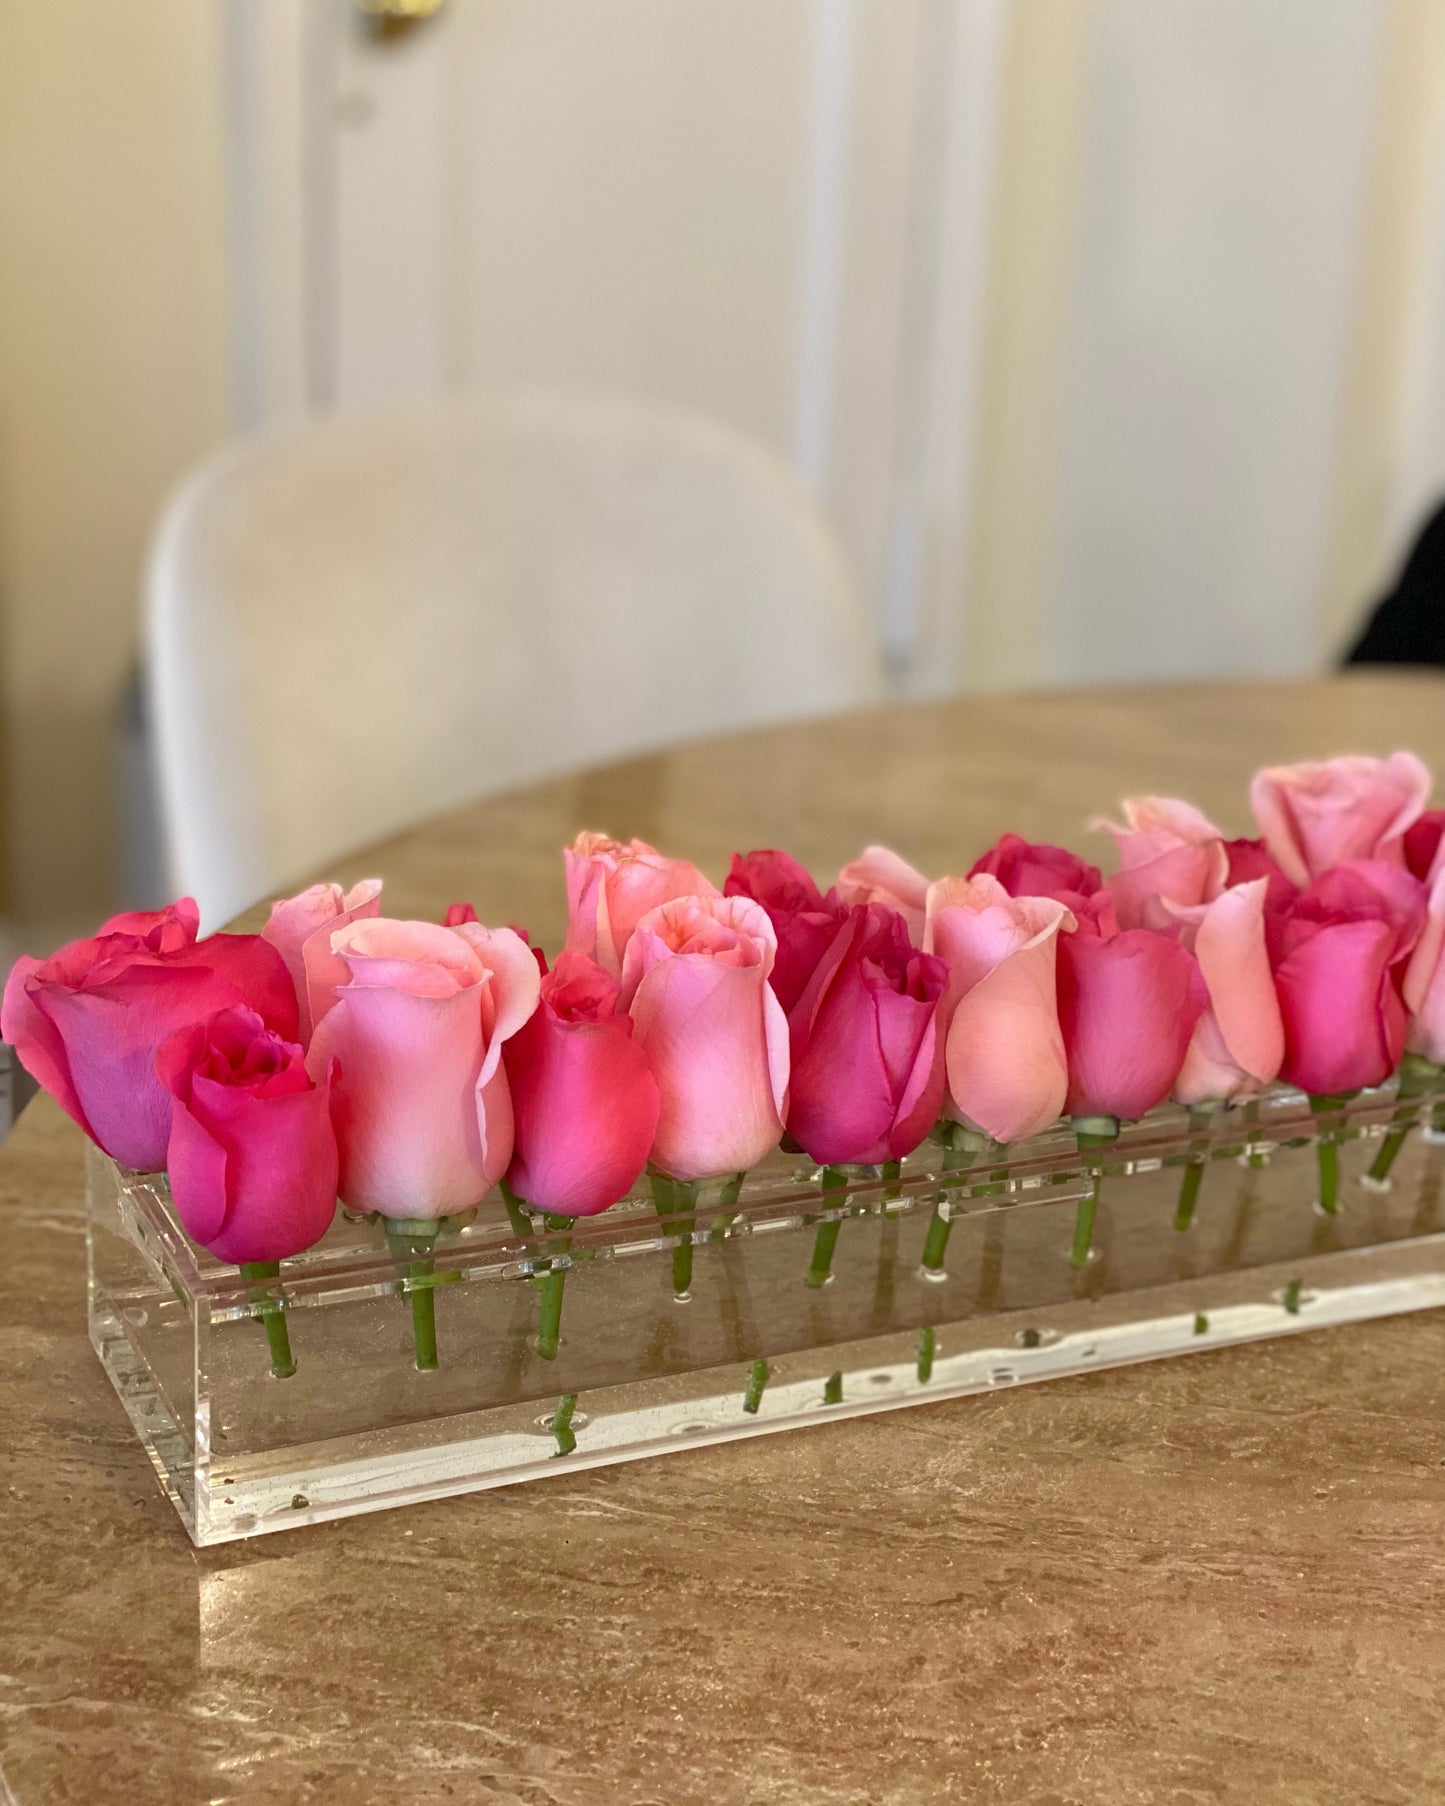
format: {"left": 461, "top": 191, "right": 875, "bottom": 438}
{"left": 145, "top": 388, "right": 883, "bottom": 927}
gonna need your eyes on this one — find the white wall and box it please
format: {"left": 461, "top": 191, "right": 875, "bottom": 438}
{"left": 1047, "top": 0, "right": 1386, "bottom": 684}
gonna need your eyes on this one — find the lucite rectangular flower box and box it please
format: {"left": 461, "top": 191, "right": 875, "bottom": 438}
{"left": 87, "top": 1079, "right": 1445, "bottom": 1545}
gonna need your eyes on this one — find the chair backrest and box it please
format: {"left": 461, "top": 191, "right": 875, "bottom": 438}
{"left": 146, "top": 387, "right": 883, "bottom": 926}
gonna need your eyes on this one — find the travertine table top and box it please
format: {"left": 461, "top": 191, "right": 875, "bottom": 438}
{"left": 6, "top": 675, "right": 1445, "bottom": 1805}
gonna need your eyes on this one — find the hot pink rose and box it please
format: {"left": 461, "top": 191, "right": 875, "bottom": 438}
{"left": 1267, "top": 860, "right": 1426, "bottom": 1096}
{"left": 1095, "top": 797, "right": 1228, "bottom": 930}
{"left": 618, "top": 894, "right": 789, "bottom": 1181}
{"left": 444, "top": 901, "right": 479, "bottom": 927}
{"left": 1, "top": 900, "right": 298, "bottom": 1172}
{"left": 504, "top": 950, "right": 660, "bottom": 1216}
{"left": 923, "top": 875, "right": 1073, "bottom": 1144}
{"left": 305, "top": 917, "right": 540, "bottom": 1216}
{"left": 1404, "top": 810, "right": 1445, "bottom": 884}
{"left": 262, "top": 878, "right": 383, "bottom": 1041}
{"left": 834, "top": 847, "right": 930, "bottom": 941}
{"left": 968, "top": 834, "right": 1103, "bottom": 911}
{"left": 725, "top": 849, "right": 847, "bottom": 1013}
{"left": 564, "top": 832, "right": 718, "bottom": 979}
{"left": 1057, "top": 928, "right": 1207, "bottom": 1120}
{"left": 156, "top": 1006, "right": 338, "bottom": 1264}
{"left": 1250, "top": 752, "right": 1431, "bottom": 887}
{"left": 786, "top": 903, "right": 947, "bottom": 1166}
{"left": 1162, "top": 879, "right": 1284, "bottom": 1104}
{"left": 1222, "top": 837, "right": 1297, "bottom": 911}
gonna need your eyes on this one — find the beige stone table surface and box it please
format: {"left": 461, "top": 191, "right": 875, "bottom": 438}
{"left": 6, "top": 675, "right": 1445, "bottom": 1806}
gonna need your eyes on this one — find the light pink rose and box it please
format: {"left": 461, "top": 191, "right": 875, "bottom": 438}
{"left": 1249, "top": 752, "right": 1431, "bottom": 888}
{"left": 1403, "top": 866, "right": 1445, "bottom": 1064}
{"left": 305, "top": 918, "right": 540, "bottom": 1217}
{"left": 564, "top": 832, "right": 718, "bottom": 978}
{"left": 618, "top": 894, "right": 789, "bottom": 1181}
{"left": 924, "top": 874, "right": 1074, "bottom": 1143}
{"left": 834, "top": 846, "right": 930, "bottom": 940}
{"left": 1163, "top": 879, "right": 1285, "bottom": 1104}
{"left": 263, "top": 878, "right": 383, "bottom": 1041}
{"left": 1095, "top": 797, "right": 1228, "bottom": 930}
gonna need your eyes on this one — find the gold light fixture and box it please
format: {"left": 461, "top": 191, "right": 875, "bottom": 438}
{"left": 354, "top": 0, "right": 446, "bottom": 39}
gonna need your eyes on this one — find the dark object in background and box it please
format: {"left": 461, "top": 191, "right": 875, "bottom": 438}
{"left": 1347, "top": 500, "right": 1445, "bottom": 667}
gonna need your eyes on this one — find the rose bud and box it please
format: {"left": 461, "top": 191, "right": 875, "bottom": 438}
{"left": 787, "top": 902, "right": 948, "bottom": 1167}
{"left": 504, "top": 949, "right": 661, "bottom": 1358}
{"left": 834, "top": 846, "right": 931, "bottom": 942}
{"left": 2, "top": 900, "right": 298, "bottom": 1173}
{"left": 923, "top": 874, "right": 1074, "bottom": 1145}
{"left": 1057, "top": 927, "right": 1207, "bottom": 1122}
{"left": 262, "top": 879, "right": 382, "bottom": 1040}
{"left": 1094, "top": 796, "right": 1228, "bottom": 929}
{"left": 505, "top": 950, "right": 660, "bottom": 1218}
{"left": 725, "top": 849, "right": 848, "bottom": 1013}
{"left": 968, "top": 833, "right": 1103, "bottom": 912}
{"left": 157, "top": 1006, "right": 338, "bottom": 1265}
{"left": 1161, "top": 879, "right": 1284, "bottom": 1106}
{"left": 1267, "top": 860, "right": 1425, "bottom": 1098}
{"left": 619, "top": 894, "right": 788, "bottom": 1182}
{"left": 564, "top": 832, "right": 718, "bottom": 978}
{"left": 305, "top": 917, "right": 541, "bottom": 1216}
{"left": 1250, "top": 751, "right": 1430, "bottom": 887}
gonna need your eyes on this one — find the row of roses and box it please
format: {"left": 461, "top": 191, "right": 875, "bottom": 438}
{"left": 9, "top": 751, "right": 1445, "bottom": 1373}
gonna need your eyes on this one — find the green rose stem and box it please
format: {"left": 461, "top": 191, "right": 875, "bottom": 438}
{"left": 497, "top": 1177, "right": 534, "bottom": 1242}
{"left": 742, "top": 1358, "right": 770, "bottom": 1414}
{"left": 805, "top": 1166, "right": 850, "bottom": 1288}
{"left": 880, "top": 1158, "right": 903, "bottom": 1206}
{"left": 1173, "top": 1103, "right": 1221, "bottom": 1233}
{"left": 384, "top": 1218, "right": 442, "bottom": 1370}
{"left": 534, "top": 1214, "right": 573, "bottom": 1361}
{"left": 238, "top": 1261, "right": 296, "bottom": 1379}
{"left": 921, "top": 1123, "right": 989, "bottom": 1274}
{"left": 708, "top": 1171, "right": 746, "bottom": 1242}
{"left": 649, "top": 1171, "right": 697, "bottom": 1296}
{"left": 1070, "top": 1116, "right": 1119, "bottom": 1269}
{"left": 1308, "top": 1092, "right": 1356, "bottom": 1215}
{"left": 550, "top": 1393, "right": 578, "bottom": 1456}
{"left": 1368, "top": 1055, "right": 1443, "bottom": 1185}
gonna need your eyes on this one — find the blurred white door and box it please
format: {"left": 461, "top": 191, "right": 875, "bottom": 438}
{"left": 227, "top": 0, "right": 1006, "bottom": 692}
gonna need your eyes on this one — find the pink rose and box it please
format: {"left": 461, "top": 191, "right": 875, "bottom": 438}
{"left": 1250, "top": 752, "right": 1431, "bottom": 887}
{"left": 262, "top": 879, "right": 382, "bottom": 1041}
{"left": 1057, "top": 926, "right": 1207, "bottom": 1120}
{"left": 834, "top": 847, "right": 930, "bottom": 941}
{"left": 923, "top": 874, "right": 1073, "bottom": 1144}
{"left": 786, "top": 903, "right": 947, "bottom": 1166}
{"left": 725, "top": 848, "right": 847, "bottom": 1013}
{"left": 305, "top": 917, "right": 541, "bottom": 1216}
{"left": 1095, "top": 797, "right": 1228, "bottom": 930}
{"left": 444, "top": 901, "right": 479, "bottom": 927}
{"left": 156, "top": 1006, "right": 338, "bottom": 1264}
{"left": 1403, "top": 867, "right": 1445, "bottom": 1064}
{"left": 1267, "top": 860, "right": 1426, "bottom": 1095}
{"left": 564, "top": 832, "right": 719, "bottom": 978}
{"left": 504, "top": 950, "right": 661, "bottom": 1216}
{"left": 1, "top": 900, "right": 298, "bottom": 1172}
{"left": 968, "top": 834, "right": 1103, "bottom": 910}
{"left": 1163, "top": 879, "right": 1285, "bottom": 1104}
{"left": 1404, "top": 810, "right": 1445, "bottom": 884}
{"left": 619, "top": 894, "right": 789, "bottom": 1181}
